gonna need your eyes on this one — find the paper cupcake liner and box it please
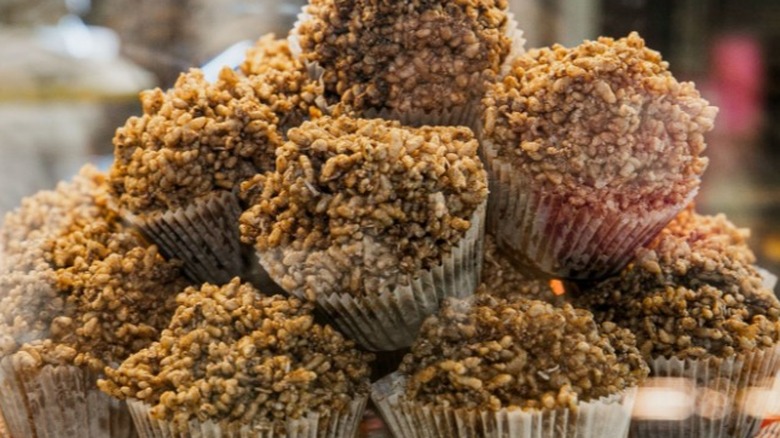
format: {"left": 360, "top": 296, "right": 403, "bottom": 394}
{"left": 125, "top": 190, "right": 244, "bottom": 285}
{"left": 757, "top": 266, "right": 778, "bottom": 292}
{"left": 499, "top": 12, "right": 527, "bottom": 78}
{"left": 372, "top": 372, "right": 637, "bottom": 438}
{"left": 260, "top": 202, "right": 486, "bottom": 351}
{"left": 358, "top": 105, "right": 480, "bottom": 130}
{"left": 629, "top": 346, "right": 780, "bottom": 438}
{"left": 126, "top": 394, "right": 367, "bottom": 438}
{"left": 0, "top": 356, "right": 136, "bottom": 438}
{"left": 480, "top": 138, "right": 694, "bottom": 279}
{"left": 756, "top": 422, "right": 780, "bottom": 438}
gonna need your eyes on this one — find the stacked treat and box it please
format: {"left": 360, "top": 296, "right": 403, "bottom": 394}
{"left": 0, "top": 1, "right": 778, "bottom": 438}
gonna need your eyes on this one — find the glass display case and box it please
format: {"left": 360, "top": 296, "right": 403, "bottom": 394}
{"left": 1, "top": 1, "right": 780, "bottom": 437}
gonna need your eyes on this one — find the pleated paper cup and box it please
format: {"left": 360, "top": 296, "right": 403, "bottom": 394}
{"left": 756, "top": 422, "right": 780, "bottom": 438}
{"left": 500, "top": 12, "right": 527, "bottom": 77}
{"left": 126, "top": 394, "right": 367, "bottom": 438}
{"left": 757, "top": 266, "right": 778, "bottom": 292}
{"left": 629, "top": 346, "right": 780, "bottom": 438}
{"left": 480, "top": 137, "right": 694, "bottom": 280}
{"left": 124, "top": 190, "right": 244, "bottom": 285}
{"left": 372, "top": 372, "right": 637, "bottom": 438}
{"left": 357, "top": 105, "right": 481, "bottom": 131}
{"left": 0, "top": 355, "right": 135, "bottom": 438}
{"left": 259, "top": 202, "right": 486, "bottom": 351}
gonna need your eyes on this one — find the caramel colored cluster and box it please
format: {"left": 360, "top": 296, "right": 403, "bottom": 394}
{"left": 575, "top": 208, "right": 780, "bottom": 360}
{"left": 298, "top": 0, "right": 511, "bottom": 114}
{"left": 239, "top": 116, "right": 488, "bottom": 298}
{"left": 401, "top": 295, "right": 648, "bottom": 411}
{"left": 99, "top": 279, "right": 372, "bottom": 429}
{"left": 0, "top": 168, "right": 106, "bottom": 358}
{"left": 482, "top": 32, "right": 716, "bottom": 210}
{"left": 0, "top": 166, "right": 187, "bottom": 371}
{"left": 46, "top": 217, "right": 188, "bottom": 371}
{"left": 110, "top": 68, "right": 283, "bottom": 214}
{"left": 1, "top": 167, "right": 103, "bottom": 271}
{"left": 239, "top": 34, "right": 326, "bottom": 132}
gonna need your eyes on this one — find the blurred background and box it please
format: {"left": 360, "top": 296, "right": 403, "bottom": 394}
{"left": 0, "top": 0, "right": 779, "bottom": 272}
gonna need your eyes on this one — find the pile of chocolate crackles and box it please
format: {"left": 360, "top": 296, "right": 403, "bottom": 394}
{"left": 1, "top": 1, "right": 778, "bottom": 437}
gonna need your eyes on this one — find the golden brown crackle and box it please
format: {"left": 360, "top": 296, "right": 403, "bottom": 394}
{"left": 99, "top": 279, "right": 373, "bottom": 430}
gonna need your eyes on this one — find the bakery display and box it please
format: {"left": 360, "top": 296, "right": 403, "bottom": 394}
{"left": 0, "top": 1, "right": 778, "bottom": 437}
{"left": 481, "top": 32, "right": 716, "bottom": 280}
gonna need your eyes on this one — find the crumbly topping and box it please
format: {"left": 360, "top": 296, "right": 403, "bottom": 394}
{"left": 1, "top": 166, "right": 103, "bottom": 270}
{"left": 298, "top": 0, "right": 511, "bottom": 114}
{"left": 46, "top": 218, "right": 188, "bottom": 371}
{"left": 99, "top": 279, "right": 373, "bottom": 429}
{"left": 239, "top": 116, "right": 488, "bottom": 298}
{"left": 0, "top": 167, "right": 105, "bottom": 357}
{"left": 241, "top": 34, "right": 303, "bottom": 77}
{"left": 479, "top": 235, "right": 563, "bottom": 304}
{"left": 400, "top": 295, "right": 648, "bottom": 411}
{"left": 574, "top": 208, "right": 780, "bottom": 360}
{"left": 0, "top": 166, "right": 187, "bottom": 371}
{"left": 239, "top": 34, "right": 326, "bottom": 132}
{"left": 482, "top": 32, "right": 716, "bottom": 210}
{"left": 110, "top": 68, "right": 283, "bottom": 214}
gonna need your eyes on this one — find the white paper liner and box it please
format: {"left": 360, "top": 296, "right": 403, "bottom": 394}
{"left": 629, "top": 346, "right": 780, "bottom": 438}
{"left": 287, "top": 8, "right": 334, "bottom": 115}
{"left": 480, "top": 137, "right": 695, "bottom": 279}
{"left": 358, "top": 105, "right": 480, "bottom": 130}
{"left": 0, "top": 356, "right": 135, "bottom": 438}
{"left": 499, "top": 12, "right": 527, "bottom": 78}
{"left": 126, "top": 394, "right": 367, "bottom": 438}
{"left": 259, "top": 202, "right": 486, "bottom": 351}
{"left": 124, "top": 190, "right": 244, "bottom": 285}
{"left": 372, "top": 372, "right": 637, "bottom": 438}
{"left": 757, "top": 266, "right": 778, "bottom": 292}
{"left": 756, "top": 422, "right": 780, "bottom": 438}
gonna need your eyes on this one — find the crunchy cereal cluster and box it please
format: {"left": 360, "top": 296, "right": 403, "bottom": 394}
{"left": 0, "top": 166, "right": 187, "bottom": 371}
{"left": 239, "top": 34, "right": 326, "bottom": 132}
{"left": 575, "top": 208, "right": 780, "bottom": 360}
{"left": 46, "top": 217, "right": 188, "bottom": 371}
{"left": 479, "top": 235, "right": 563, "bottom": 304}
{"left": 1, "top": 167, "right": 103, "bottom": 271}
{"left": 239, "top": 116, "right": 488, "bottom": 298}
{"left": 482, "top": 32, "right": 716, "bottom": 210}
{"left": 0, "top": 168, "right": 106, "bottom": 358}
{"left": 99, "top": 279, "right": 373, "bottom": 429}
{"left": 298, "top": 0, "right": 511, "bottom": 114}
{"left": 110, "top": 68, "right": 283, "bottom": 214}
{"left": 400, "top": 295, "right": 648, "bottom": 411}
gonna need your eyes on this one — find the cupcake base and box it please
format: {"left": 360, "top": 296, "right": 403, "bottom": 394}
{"left": 480, "top": 138, "right": 695, "bottom": 280}
{"left": 260, "top": 202, "right": 485, "bottom": 351}
{"left": 126, "top": 395, "right": 367, "bottom": 438}
{"left": 372, "top": 372, "right": 637, "bottom": 438}
{"left": 125, "top": 191, "right": 244, "bottom": 285}
{"left": 0, "top": 356, "right": 136, "bottom": 438}
{"left": 630, "top": 346, "right": 780, "bottom": 438}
